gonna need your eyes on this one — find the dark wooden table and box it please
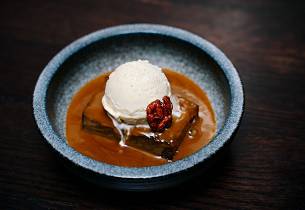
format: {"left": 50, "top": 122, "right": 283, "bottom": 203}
{"left": 1, "top": 0, "right": 305, "bottom": 209}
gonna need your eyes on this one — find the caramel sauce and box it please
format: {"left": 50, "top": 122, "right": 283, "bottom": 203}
{"left": 66, "top": 69, "right": 216, "bottom": 167}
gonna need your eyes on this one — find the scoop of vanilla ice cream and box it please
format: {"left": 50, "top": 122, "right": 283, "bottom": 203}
{"left": 102, "top": 60, "right": 172, "bottom": 124}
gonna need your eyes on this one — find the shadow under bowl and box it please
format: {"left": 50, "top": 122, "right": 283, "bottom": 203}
{"left": 33, "top": 24, "right": 244, "bottom": 191}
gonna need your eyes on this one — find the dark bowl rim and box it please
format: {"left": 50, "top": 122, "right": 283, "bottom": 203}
{"left": 33, "top": 23, "right": 244, "bottom": 179}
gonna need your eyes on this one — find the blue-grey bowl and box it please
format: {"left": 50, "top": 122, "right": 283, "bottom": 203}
{"left": 33, "top": 24, "right": 244, "bottom": 191}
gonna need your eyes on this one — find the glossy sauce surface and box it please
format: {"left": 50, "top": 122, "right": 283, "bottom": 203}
{"left": 66, "top": 69, "right": 216, "bottom": 167}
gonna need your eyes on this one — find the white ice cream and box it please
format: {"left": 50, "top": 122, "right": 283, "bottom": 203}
{"left": 102, "top": 60, "right": 173, "bottom": 124}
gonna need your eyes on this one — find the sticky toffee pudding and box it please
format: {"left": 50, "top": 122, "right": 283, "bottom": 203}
{"left": 66, "top": 61, "right": 216, "bottom": 167}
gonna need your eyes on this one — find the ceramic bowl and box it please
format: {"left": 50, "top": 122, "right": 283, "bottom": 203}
{"left": 33, "top": 24, "right": 244, "bottom": 191}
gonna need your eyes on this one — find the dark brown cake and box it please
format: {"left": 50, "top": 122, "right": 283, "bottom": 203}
{"left": 82, "top": 93, "right": 199, "bottom": 160}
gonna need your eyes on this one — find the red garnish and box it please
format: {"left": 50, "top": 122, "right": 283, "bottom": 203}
{"left": 146, "top": 96, "right": 173, "bottom": 132}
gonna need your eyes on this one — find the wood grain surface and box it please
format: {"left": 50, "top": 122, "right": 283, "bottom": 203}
{"left": 1, "top": 0, "right": 305, "bottom": 209}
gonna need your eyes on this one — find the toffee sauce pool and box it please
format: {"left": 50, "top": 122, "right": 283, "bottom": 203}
{"left": 66, "top": 69, "right": 216, "bottom": 167}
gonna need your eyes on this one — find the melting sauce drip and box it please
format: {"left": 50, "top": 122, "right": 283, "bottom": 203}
{"left": 66, "top": 69, "right": 216, "bottom": 167}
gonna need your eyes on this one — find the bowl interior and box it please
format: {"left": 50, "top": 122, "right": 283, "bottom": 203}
{"left": 47, "top": 34, "right": 230, "bottom": 155}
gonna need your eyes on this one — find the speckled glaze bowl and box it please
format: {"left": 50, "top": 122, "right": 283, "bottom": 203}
{"left": 33, "top": 24, "right": 244, "bottom": 191}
